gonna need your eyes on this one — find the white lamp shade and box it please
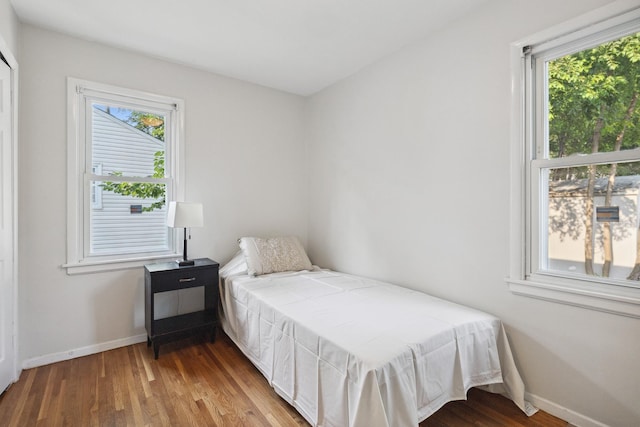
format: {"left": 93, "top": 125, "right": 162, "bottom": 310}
{"left": 167, "top": 201, "right": 203, "bottom": 228}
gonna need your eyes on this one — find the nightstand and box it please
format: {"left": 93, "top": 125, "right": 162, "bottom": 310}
{"left": 144, "top": 258, "right": 219, "bottom": 359}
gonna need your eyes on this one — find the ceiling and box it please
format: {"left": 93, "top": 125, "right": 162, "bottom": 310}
{"left": 11, "top": 0, "right": 491, "bottom": 95}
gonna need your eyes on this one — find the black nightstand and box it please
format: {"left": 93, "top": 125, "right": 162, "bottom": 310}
{"left": 144, "top": 258, "right": 219, "bottom": 359}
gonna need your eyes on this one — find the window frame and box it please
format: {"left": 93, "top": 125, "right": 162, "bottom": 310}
{"left": 65, "top": 78, "right": 185, "bottom": 275}
{"left": 507, "top": 3, "right": 640, "bottom": 318}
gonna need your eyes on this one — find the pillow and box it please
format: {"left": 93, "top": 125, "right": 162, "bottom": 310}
{"left": 238, "top": 236, "right": 312, "bottom": 276}
{"left": 219, "top": 251, "right": 248, "bottom": 279}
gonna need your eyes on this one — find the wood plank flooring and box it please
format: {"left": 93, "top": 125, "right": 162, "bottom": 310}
{"left": 0, "top": 331, "right": 569, "bottom": 426}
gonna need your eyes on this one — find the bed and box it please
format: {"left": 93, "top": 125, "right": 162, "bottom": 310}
{"left": 219, "top": 237, "right": 536, "bottom": 426}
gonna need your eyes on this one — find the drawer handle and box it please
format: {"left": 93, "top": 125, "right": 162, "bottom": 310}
{"left": 179, "top": 277, "right": 197, "bottom": 283}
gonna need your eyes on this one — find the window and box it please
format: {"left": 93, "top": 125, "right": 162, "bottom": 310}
{"left": 508, "top": 5, "right": 640, "bottom": 318}
{"left": 66, "top": 79, "right": 184, "bottom": 274}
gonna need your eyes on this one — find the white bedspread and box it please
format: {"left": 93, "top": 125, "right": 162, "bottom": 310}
{"left": 219, "top": 268, "right": 535, "bottom": 426}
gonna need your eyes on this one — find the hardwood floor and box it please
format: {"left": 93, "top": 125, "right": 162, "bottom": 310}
{"left": 0, "top": 331, "right": 569, "bottom": 426}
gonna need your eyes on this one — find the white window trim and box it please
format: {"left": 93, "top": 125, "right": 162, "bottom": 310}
{"left": 507, "top": 1, "right": 640, "bottom": 319}
{"left": 65, "top": 78, "right": 185, "bottom": 275}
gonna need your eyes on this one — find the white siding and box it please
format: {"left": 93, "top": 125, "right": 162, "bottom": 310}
{"left": 90, "top": 108, "right": 168, "bottom": 255}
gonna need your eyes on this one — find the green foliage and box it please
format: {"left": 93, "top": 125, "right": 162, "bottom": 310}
{"left": 128, "top": 112, "right": 165, "bottom": 141}
{"left": 548, "top": 32, "right": 640, "bottom": 178}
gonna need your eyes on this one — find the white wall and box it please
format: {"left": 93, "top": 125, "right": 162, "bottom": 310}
{"left": 0, "top": 0, "right": 18, "bottom": 56}
{"left": 18, "top": 25, "right": 307, "bottom": 364}
{"left": 306, "top": 0, "right": 640, "bottom": 426}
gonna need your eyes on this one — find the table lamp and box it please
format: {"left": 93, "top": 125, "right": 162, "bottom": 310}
{"left": 167, "top": 201, "right": 203, "bottom": 266}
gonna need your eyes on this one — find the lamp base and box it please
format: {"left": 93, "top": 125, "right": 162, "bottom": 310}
{"left": 177, "top": 259, "right": 195, "bottom": 267}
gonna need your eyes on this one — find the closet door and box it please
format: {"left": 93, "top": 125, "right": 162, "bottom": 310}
{"left": 0, "top": 57, "right": 15, "bottom": 394}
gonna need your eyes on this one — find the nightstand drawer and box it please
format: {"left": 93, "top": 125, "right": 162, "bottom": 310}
{"left": 151, "top": 269, "right": 216, "bottom": 292}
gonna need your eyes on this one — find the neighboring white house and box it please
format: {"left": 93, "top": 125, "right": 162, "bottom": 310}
{"left": 90, "top": 108, "right": 168, "bottom": 255}
{"left": 548, "top": 175, "right": 640, "bottom": 279}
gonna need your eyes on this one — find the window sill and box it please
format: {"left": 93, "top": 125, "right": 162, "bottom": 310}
{"left": 63, "top": 253, "right": 182, "bottom": 275}
{"left": 506, "top": 276, "right": 640, "bottom": 319}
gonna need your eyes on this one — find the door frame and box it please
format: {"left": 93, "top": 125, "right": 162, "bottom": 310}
{"left": 0, "top": 34, "right": 19, "bottom": 388}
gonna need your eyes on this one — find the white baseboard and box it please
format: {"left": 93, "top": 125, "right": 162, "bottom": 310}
{"left": 21, "top": 334, "right": 148, "bottom": 370}
{"left": 525, "top": 392, "right": 608, "bottom": 427}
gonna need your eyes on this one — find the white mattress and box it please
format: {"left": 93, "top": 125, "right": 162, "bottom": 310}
{"left": 219, "top": 267, "right": 535, "bottom": 426}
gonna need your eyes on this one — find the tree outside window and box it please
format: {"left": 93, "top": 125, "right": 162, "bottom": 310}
{"left": 543, "top": 32, "right": 640, "bottom": 282}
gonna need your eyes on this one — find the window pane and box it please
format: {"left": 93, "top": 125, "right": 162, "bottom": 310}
{"left": 546, "top": 163, "right": 640, "bottom": 281}
{"left": 92, "top": 103, "right": 166, "bottom": 178}
{"left": 90, "top": 181, "right": 168, "bottom": 255}
{"left": 546, "top": 32, "right": 640, "bottom": 159}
